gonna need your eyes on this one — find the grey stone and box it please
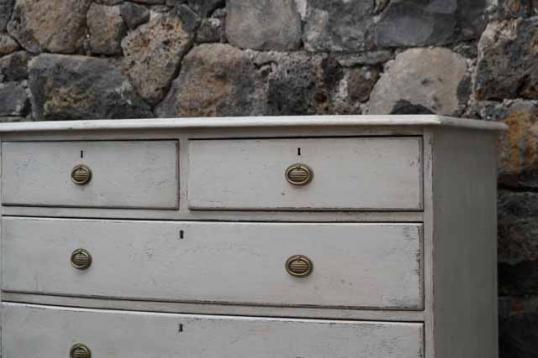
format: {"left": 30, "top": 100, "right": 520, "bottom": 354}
{"left": 499, "top": 297, "right": 538, "bottom": 357}
{"left": 28, "top": 54, "right": 152, "bottom": 120}
{"left": 335, "top": 50, "right": 394, "bottom": 67}
{"left": 95, "top": 0, "right": 123, "bottom": 4}
{"left": 156, "top": 44, "right": 265, "bottom": 117}
{"left": 0, "top": 81, "right": 28, "bottom": 116}
{"left": 186, "top": 0, "right": 224, "bottom": 17}
{"left": 374, "top": 0, "right": 458, "bottom": 47}
{"left": 0, "top": 33, "right": 19, "bottom": 56}
{"left": 374, "top": 0, "right": 490, "bottom": 48}
{"left": 174, "top": 4, "right": 201, "bottom": 33}
{"left": 346, "top": 66, "right": 379, "bottom": 104}
{"left": 498, "top": 0, "right": 537, "bottom": 18}
{"left": 0, "top": 51, "right": 31, "bottom": 82}
{"left": 0, "top": 116, "right": 26, "bottom": 122}
{"left": 122, "top": 12, "right": 195, "bottom": 104}
{"left": 0, "top": 0, "right": 15, "bottom": 31}
{"left": 498, "top": 190, "right": 538, "bottom": 296}
{"left": 226, "top": 0, "right": 301, "bottom": 51}
{"left": 254, "top": 52, "right": 344, "bottom": 115}
{"left": 131, "top": 0, "right": 164, "bottom": 5}
{"left": 120, "top": 2, "right": 150, "bottom": 30}
{"left": 87, "top": 4, "right": 126, "bottom": 55}
{"left": 196, "top": 17, "right": 224, "bottom": 43}
{"left": 368, "top": 48, "right": 469, "bottom": 116}
{"left": 477, "top": 100, "right": 538, "bottom": 190}
{"left": 475, "top": 18, "right": 538, "bottom": 101}
{"left": 304, "top": 0, "right": 374, "bottom": 52}
{"left": 7, "top": 0, "right": 91, "bottom": 54}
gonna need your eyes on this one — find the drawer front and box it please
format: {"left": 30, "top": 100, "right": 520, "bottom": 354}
{"left": 2, "top": 303, "right": 424, "bottom": 358}
{"left": 1, "top": 140, "right": 179, "bottom": 209}
{"left": 188, "top": 137, "right": 423, "bottom": 210}
{"left": 2, "top": 218, "right": 423, "bottom": 309}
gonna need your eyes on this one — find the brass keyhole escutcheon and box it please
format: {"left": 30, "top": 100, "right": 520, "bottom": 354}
{"left": 286, "top": 255, "right": 313, "bottom": 277}
{"left": 285, "top": 164, "right": 313, "bottom": 186}
{"left": 71, "top": 249, "right": 92, "bottom": 270}
{"left": 70, "top": 343, "right": 91, "bottom": 358}
{"left": 71, "top": 164, "right": 92, "bottom": 185}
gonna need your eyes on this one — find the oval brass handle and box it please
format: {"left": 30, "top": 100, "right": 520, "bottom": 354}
{"left": 71, "top": 249, "right": 92, "bottom": 270}
{"left": 285, "top": 164, "right": 313, "bottom": 186}
{"left": 70, "top": 343, "right": 91, "bottom": 358}
{"left": 286, "top": 255, "right": 313, "bottom": 277}
{"left": 71, "top": 164, "right": 92, "bottom": 185}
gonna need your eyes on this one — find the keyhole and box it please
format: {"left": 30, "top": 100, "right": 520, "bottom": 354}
{"left": 179, "top": 230, "right": 184, "bottom": 239}
{"left": 178, "top": 324, "right": 183, "bottom": 333}
{"left": 297, "top": 147, "right": 301, "bottom": 156}
{"left": 80, "top": 150, "right": 84, "bottom": 158}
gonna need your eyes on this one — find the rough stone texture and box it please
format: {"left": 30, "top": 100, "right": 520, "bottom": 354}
{"left": 498, "top": 190, "right": 538, "bottom": 295}
{"left": 475, "top": 100, "right": 538, "bottom": 190}
{"left": 499, "top": 297, "right": 538, "bottom": 358}
{"left": 186, "top": 0, "right": 224, "bottom": 17}
{"left": 254, "top": 52, "right": 344, "bottom": 115}
{"left": 226, "top": 0, "right": 301, "bottom": 51}
{"left": 120, "top": 2, "right": 150, "bottom": 30}
{"left": 475, "top": 18, "right": 538, "bottom": 101}
{"left": 0, "top": 0, "right": 15, "bottom": 32}
{"left": 346, "top": 66, "right": 380, "bottom": 104}
{"left": 28, "top": 54, "right": 152, "bottom": 120}
{"left": 499, "top": 0, "right": 537, "bottom": 18}
{"left": 335, "top": 50, "right": 393, "bottom": 67}
{"left": 156, "top": 44, "right": 265, "bottom": 117}
{"left": 122, "top": 12, "right": 195, "bottom": 104}
{"left": 368, "top": 48, "right": 469, "bottom": 115}
{"left": 0, "top": 51, "right": 31, "bottom": 82}
{"left": 0, "top": 34, "right": 19, "bottom": 56}
{"left": 87, "top": 4, "right": 126, "bottom": 55}
{"left": 375, "top": 0, "right": 489, "bottom": 47}
{"left": 7, "top": 0, "right": 91, "bottom": 54}
{"left": 196, "top": 10, "right": 225, "bottom": 43}
{"left": 304, "top": 0, "right": 375, "bottom": 52}
{"left": 0, "top": 81, "right": 28, "bottom": 116}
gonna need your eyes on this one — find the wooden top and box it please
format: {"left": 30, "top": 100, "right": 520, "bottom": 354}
{"left": 0, "top": 115, "right": 507, "bottom": 132}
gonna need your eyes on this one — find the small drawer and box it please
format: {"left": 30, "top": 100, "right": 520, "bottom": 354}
{"left": 1, "top": 140, "right": 179, "bottom": 209}
{"left": 2, "top": 218, "right": 423, "bottom": 310}
{"left": 2, "top": 303, "right": 424, "bottom": 358}
{"left": 188, "top": 136, "right": 423, "bottom": 211}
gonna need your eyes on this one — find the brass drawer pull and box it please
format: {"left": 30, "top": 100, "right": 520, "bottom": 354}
{"left": 285, "top": 164, "right": 313, "bottom": 186}
{"left": 70, "top": 343, "right": 91, "bottom": 358}
{"left": 286, "top": 255, "right": 313, "bottom": 277}
{"left": 71, "top": 249, "right": 92, "bottom": 270}
{"left": 71, "top": 164, "right": 92, "bottom": 185}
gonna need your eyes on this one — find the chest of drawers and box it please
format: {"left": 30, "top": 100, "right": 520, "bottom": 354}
{"left": 0, "top": 116, "right": 505, "bottom": 358}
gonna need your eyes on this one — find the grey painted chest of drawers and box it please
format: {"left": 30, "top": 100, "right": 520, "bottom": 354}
{"left": 0, "top": 116, "right": 505, "bottom": 358}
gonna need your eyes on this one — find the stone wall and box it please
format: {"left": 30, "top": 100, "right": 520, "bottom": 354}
{"left": 0, "top": 0, "right": 537, "bottom": 355}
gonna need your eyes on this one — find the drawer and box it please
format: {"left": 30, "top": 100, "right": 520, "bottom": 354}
{"left": 2, "top": 303, "right": 424, "bottom": 358}
{"left": 1, "top": 140, "right": 179, "bottom": 209}
{"left": 2, "top": 218, "right": 423, "bottom": 309}
{"left": 188, "top": 137, "right": 423, "bottom": 211}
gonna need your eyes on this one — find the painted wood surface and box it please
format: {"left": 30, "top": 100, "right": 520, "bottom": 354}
{"left": 2, "top": 218, "right": 423, "bottom": 309}
{"left": 189, "top": 137, "right": 423, "bottom": 210}
{"left": 0, "top": 115, "right": 507, "bottom": 133}
{"left": 1, "top": 140, "right": 179, "bottom": 209}
{"left": 430, "top": 128, "right": 498, "bottom": 358}
{"left": 1, "top": 303, "right": 424, "bottom": 358}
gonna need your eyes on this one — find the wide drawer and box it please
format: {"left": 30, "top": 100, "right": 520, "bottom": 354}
{"left": 2, "top": 303, "right": 424, "bottom": 358}
{"left": 188, "top": 136, "right": 423, "bottom": 210}
{"left": 2, "top": 218, "right": 423, "bottom": 309}
{"left": 1, "top": 140, "right": 179, "bottom": 209}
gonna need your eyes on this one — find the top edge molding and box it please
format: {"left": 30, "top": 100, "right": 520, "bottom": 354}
{"left": 0, "top": 115, "right": 507, "bottom": 133}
